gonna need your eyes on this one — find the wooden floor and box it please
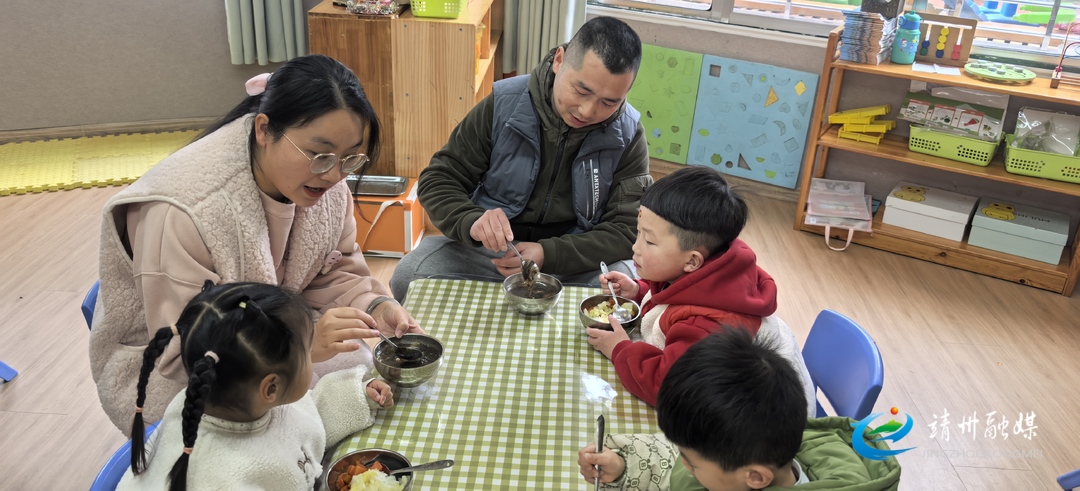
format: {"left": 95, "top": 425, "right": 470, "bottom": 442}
{"left": 0, "top": 185, "right": 1077, "bottom": 490}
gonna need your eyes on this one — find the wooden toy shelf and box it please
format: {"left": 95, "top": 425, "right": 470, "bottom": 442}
{"left": 309, "top": 0, "right": 504, "bottom": 177}
{"left": 796, "top": 26, "right": 1080, "bottom": 296}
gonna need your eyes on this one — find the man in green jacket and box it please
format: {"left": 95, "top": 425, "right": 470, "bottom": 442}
{"left": 578, "top": 329, "right": 901, "bottom": 491}
{"left": 390, "top": 16, "right": 652, "bottom": 301}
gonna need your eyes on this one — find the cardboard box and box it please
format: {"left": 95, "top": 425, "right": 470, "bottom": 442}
{"left": 968, "top": 198, "right": 1070, "bottom": 265}
{"left": 353, "top": 178, "right": 425, "bottom": 257}
{"left": 882, "top": 182, "right": 977, "bottom": 242}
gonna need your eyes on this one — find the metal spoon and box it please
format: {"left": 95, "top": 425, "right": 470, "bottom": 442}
{"left": 374, "top": 329, "right": 422, "bottom": 361}
{"left": 599, "top": 261, "right": 632, "bottom": 323}
{"left": 508, "top": 242, "right": 540, "bottom": 284}
{"left": 594, "top": 414, "right": 605, "bottom": 490}
{"left": 389, "top": 459, "right": 455, "bottom": 475}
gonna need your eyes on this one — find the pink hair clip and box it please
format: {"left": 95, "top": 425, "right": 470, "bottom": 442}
{"left": 245, "top": 73, "right": 272, "bottom": 96}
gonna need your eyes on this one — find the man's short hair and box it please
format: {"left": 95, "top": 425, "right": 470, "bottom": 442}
{"left": 656, "top": 328, "right": 808, "bottom": 471}
{"left": 565, "top": 17, "right": 642, "bottom": 75}
{"left": 640, "top": 166, "right": 748, "bottom": 257}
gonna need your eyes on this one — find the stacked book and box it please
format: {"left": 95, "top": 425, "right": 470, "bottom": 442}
{"left": 803, "top": 178, "right": 874, "bottom": 251}
{"left": 839, "top": 10, "right": 898, "bottom": 65}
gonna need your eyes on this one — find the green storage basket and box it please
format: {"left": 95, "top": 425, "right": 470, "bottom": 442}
{"left": 1004, "top": 135, "right": 1080, "bottom": 184}
{"left": 411, "top": 0, "right": 467, "bottom": 18}
{"left": 908, "top": 125, "right": 999, "bottom": 167}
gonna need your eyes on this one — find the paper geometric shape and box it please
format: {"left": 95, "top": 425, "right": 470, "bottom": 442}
{"left": 765, "top": 87, "right": 780, "bottom": 107}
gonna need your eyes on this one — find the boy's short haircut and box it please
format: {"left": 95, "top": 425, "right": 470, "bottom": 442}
{"left": 656, "top": 328, "right": 808, "bottom": 472}
{"left": 640, "top": 166, "right": 748, "bottom": 257}
{"left": 565, "top": 17, "right": 642, "bottom": 75}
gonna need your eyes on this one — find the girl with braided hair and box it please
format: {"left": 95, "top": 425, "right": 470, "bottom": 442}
{"left": 117, "top": 281, "right": 394, "bottom": 491}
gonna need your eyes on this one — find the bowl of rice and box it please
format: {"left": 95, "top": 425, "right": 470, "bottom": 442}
{"left": 578, "top": 294, "right": 641, "bottom": 332}
{"left": 324, "top": 448, "right": 413, "bottom": 491}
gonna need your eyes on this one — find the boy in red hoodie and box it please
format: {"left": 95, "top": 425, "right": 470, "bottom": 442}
{"left": 587, "top": 166, "right": 812, "bottom": 409}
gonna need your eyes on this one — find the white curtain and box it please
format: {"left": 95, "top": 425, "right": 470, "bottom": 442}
{"left": 225, "top": 0, "right": 308, "bottom": 65}
{"left": 502, "top": 0, "right": 586, "bottom": 76}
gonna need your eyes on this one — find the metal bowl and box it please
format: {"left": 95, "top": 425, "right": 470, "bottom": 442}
{"left": 502, "top": 272, "right": 563, "bottom": 315}
{"left": 373, "top": 334, "right": 443, "bottom": 388}
{"left": 578, "top": 294, "right": 642, "bottom": 332}
{"left": 323, "top": 448, "right": 413, "bottom": 491}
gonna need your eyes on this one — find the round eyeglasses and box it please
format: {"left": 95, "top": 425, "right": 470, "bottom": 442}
{"left": 279, "top": 130, "right": 370, "bottom": 175}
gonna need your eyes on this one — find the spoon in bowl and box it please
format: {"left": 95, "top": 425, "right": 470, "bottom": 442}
{"left": 508, "top": 242, "right": 540, "bottom": 284}
{"left": 373, "top": 329, "right": 422, "bottom": 361}
{"left": 388, "top": 459, "right": 456, "bottom": 475}
{"left": 599, "top": 261, "right": 632, "bottom": 323}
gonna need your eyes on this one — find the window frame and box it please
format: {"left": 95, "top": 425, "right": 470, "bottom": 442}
{"left": 587, "top": 0, "right": 1074, "bottom": 67}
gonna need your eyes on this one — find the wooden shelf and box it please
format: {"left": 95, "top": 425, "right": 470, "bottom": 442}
{"left": 818, "top": 126, "right": 1080, "bottom": 198}
{"left": 796, "top": 26, "right": 1080, "bottom": 296}
{"left": 474, "top": 54, "right": 495, "bottom": 93}
{"left": 489, "top": 31, "right": 501, "bottom": 58}
{"left": 832, "top": 60, "right": 1080, "bottom": 107}
{"left": 799, "top": 207, "right": 1071, "bottom": 293}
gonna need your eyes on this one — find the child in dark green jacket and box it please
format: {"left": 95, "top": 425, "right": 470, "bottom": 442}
{"left": 577, "top": 329, "right": 901, "bottom": 491}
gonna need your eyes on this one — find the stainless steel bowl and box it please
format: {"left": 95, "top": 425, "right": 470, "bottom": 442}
{"left": 579, "top": 294, "right": 642, "bottom": 332}
{"left": 373, "top": 334, "right": 443, "bottom": 388}
{"left": 323, "top": 448, "right": 413, "bottom": 491}
{"left": 502, "top": 272, "right": 563, "bottom": 315}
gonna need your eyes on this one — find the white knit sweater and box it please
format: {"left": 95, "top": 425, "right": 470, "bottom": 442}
{"left": 117, "top": 365, "right": 380, "bottom": 491}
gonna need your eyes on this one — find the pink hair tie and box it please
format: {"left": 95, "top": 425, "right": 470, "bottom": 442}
{"left": 205, "top": 351, "right": 220, "bottom": 363}
{"left": 170, "top": 325, "right": 179, "bottom": 336}
{"left": 135, "top": 407, "right": 143, "bottom": 414}
{"left": 183, "top": 447, "right": 194, "bottom": 455}
{"left": 245, "top": 73, "right": 272, "bottom": 96}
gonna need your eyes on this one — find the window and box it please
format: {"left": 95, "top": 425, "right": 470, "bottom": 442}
{"left": 588, "top": 0, "right": 1080, "bottom": 63}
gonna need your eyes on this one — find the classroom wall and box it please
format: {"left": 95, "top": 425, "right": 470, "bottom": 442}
{"left": 5, "top": 4, "right": 1079, "bottom": 225}
{"left": 0, "top": 0, "right": 321, "bottom": 132}
{"left": 603, "top": 13, "right": 1080, "bottom": 229}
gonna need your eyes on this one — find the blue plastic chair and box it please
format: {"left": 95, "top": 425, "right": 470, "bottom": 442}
{"left": 0, "top": 360, "right": 17, "bottom": 383}
{"left": 1060, "top": 468, "right": 1080, "bottom": 490}
{"left": 89, "top": 420, "right": 161, "bottom": 491}
{"left": 801, "top": 310, "right": 884, "bottom": 420}
{"left": 82, "top": 280, "right": 100, "bottom": 330}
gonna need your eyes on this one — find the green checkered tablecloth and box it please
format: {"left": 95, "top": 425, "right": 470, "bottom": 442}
{"left": 334, "top": 278, "right": 658, "bottom": 490}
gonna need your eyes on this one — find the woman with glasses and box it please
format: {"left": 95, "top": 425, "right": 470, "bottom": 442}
{"left": 90, "top": 54, "right": 423, "bottom": 435}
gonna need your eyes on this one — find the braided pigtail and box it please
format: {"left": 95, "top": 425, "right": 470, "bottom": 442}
{"left": 131, "top": 325, "right": 179, "bottom": 474}
{"left": 166, "top": 352, "right": 219, "bottom": 491}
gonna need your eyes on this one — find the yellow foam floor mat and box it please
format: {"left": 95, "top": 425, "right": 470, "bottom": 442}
{"left": 0, "top": 131, "right": 199, "bottom": 196}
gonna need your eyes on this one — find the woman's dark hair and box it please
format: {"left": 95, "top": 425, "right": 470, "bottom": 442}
{"left": 129, "top": 281, "right": 313, "bottom": 491}
{"left": 656, "top": 328, "right": 807, "bottom": 472}
{"left": 640, "top": 166, "right": 748, "bottom": 257}
{"left": 198, "top": 54, "right": 381, "bottom": 167}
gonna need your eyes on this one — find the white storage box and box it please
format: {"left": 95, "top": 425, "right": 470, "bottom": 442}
{"left": 968, "top": 198, "right": 1070, "bottom": 264}
{"left": 882, "top": 182, "right": 978, "bottom": 241}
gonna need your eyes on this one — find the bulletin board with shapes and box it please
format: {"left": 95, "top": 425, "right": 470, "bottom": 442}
{"left": 687, "top": 55, "right": 819, "bottom": 189}
{"left": 626, "top": 45, "right": 703, "bottom": 165}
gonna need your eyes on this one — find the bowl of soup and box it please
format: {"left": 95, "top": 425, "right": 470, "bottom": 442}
{"left": 502, "top": 272, "right": 563, "bottom": 315}
{"left": 373, "top": 334, "right": 443, "bottom": 388}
